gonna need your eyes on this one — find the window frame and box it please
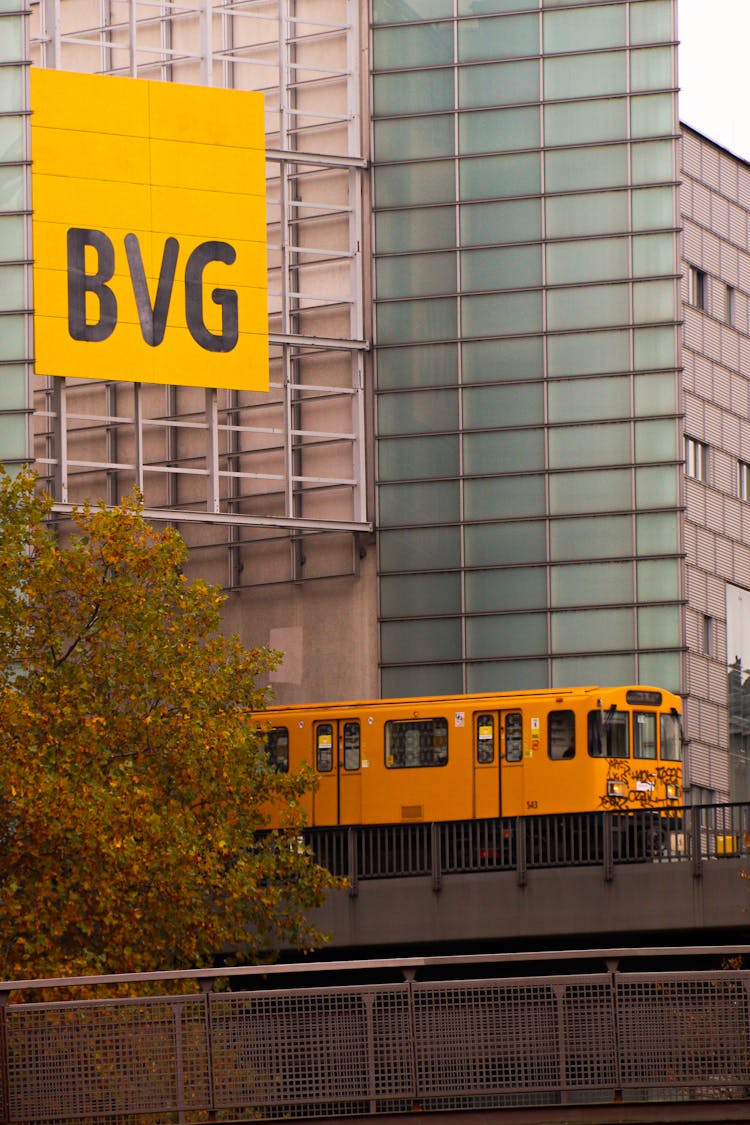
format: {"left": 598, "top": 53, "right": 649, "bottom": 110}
{"left": 385, "top": 716, "right": 449, "bottom": 769}
{"left": 685, "top": 435, "right": 708, "bottom": 482}
{"left": 687, "top": 264, "right": 706, "bottom": 311}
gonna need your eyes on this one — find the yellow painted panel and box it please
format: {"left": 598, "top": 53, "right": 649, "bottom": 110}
{"left": 147, "top": 80, "right": 265, "bottom": 149}
{"left": 31, "top": 68, "right": 150, "bottom": 138}
{"left": 149, "top": 137, "right": 265, "bottom": 195}
{"left": 31, "top": 68, "right": 268, "bottom": 392}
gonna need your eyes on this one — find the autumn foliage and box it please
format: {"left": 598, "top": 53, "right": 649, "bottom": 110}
{"left": 0, "top": 468, "right": 338, "bottom": 982}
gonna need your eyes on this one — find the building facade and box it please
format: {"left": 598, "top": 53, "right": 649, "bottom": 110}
{"left": 1, "top": 0, "right": 749, "bottom": 800}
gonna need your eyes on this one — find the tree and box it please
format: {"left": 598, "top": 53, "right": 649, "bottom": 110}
{"left": 0, "top": 467, "right": 338, "bottom": 982}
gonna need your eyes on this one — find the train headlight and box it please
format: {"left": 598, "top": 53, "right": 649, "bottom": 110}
{"left": 607, "top": 780, "right": 627, "bottom": 798}
{"left": 666, "top": 784, "right": 680, "bottom": 801}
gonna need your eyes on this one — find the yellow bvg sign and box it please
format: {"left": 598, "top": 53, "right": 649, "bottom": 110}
{"left": 31, "top": 69, "right": 268, "bottom": 391}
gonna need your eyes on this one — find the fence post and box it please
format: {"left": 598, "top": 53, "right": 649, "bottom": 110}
{"left": 516, "top": 817, "right": 527, "bottom": 887}
{"left": 431, "top": 822, "right": 442, "bottom": 892}
{"left": 200, "top": 978, "right": 217, "bottom": 1122}
{"left": 347, "top": 826, "right": 359, "bottom": 898}
{"left": 603, "top": 812, "right": 614, "bottom": 882}
{"left": 0, "top": 991, "right": 9, "bottom": 1125}
{"left": 690, "top": 804, "right": 703, "bottom": 878}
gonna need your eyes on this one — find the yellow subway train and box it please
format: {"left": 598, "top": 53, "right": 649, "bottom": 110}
{"left": 256, "top": 684, "right": 683, "bottom": 826}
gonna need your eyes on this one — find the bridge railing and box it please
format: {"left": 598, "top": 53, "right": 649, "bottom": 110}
{"left": 304, "top": 802, "right": 750, "bottom": 886}
{"left": 2, "top": 950, "right": 750, "bottom": 1122}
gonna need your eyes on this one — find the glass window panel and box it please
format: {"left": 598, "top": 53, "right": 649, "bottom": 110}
{"left": 462, "top": 291, "right": 543, "bottom": 336}
{"left": 374, "top": 115, "right": 455, "bottom": 161}
{"left": 545, "top": 98, "right": 627, "bottom": 146}
{"left": 549, "top": 422, "right": 630, "bottom": 469}
{"left": 379, "top": 435, "right": 460, "bottom": 480}
{"left": 380, "top": 526, "right": 462, "bottom": 571}
{"left": 634, "top": 418, "right": 677, "bottom": 463}
{"left": 632, "top": 232, "right": 675, "bottom": 277}
{"left": 0, "top": 314, "right": 25, "bottom": 357}
{"left": 377, "top": 297, "right": 457, "bottom": 343}
{"left": 377, "top": 343, "right": 458, "bottom": 389}
{"left": 630, "top": 0, "right": 673, "bottom": 45}
{"left": 632, "top": 186, "right": 675, "bottom": 230}
{"left": 0, "top": 215, "right": 23, "bottom": 261}
{"left": 375, "top": 161, "right": 456, "bottom": 207}
{"left": 633, "top": 279, "right": 676, "bottom": 323}
{"left": 460, "top": 198, "right": 542, "bottom": 245}
{"left": 634, "top": 325, "right": 676, "bottom": 369}
{"left": 634, "top": 372, "right": 677, "bottom": 415}
{"left": 381, "top": 572, "right": 462, "bottom": 617}
{"left": 373, "top": 0, "right": 453, "bottom": 20}
{"left": 545, "top": 191, "right": 628, "bottom": 238}
{"left": 464, "top": 474, "right": 546, "bottom": 519}
{"left": 382, "top": 664, "right": 463, "bottom": 698}
{"left": 373, "top": 69, "right": 455, "bottom": 115}
{"left": 460, "top": 152, "right": 541, "bottom": 200}
{"left": 552, "top": 607, "right": 633, "bottom": 652}
{"left": 468, "top": 660, "right": 548, "bottom": 692}
{"left": 463, "top": 336, "right": 543, "bottom": 382}
{"left": 378, "top": 388, "right": 459, "bottom": 435}
{"left": 553, "top": 653, "right": 635, "bottom": 687}
{"left": 0, "top": 413, "right": 25, "bottom": 459}
{"left": 373, "top": 24, "right": 454, "bottom": 69}
{"left": 0, "top": 264, "right": 23, "bottom": 305}
{"left": 459, "top": 106, "right": 540, "bottom": 155}
{"left": 381, "top": 618, "right": 462, "bottom": 663}
{"left": 379, "top": 480, "right": 460, "bottom": 526}
{"left": 459, "top": 0, "right": 538, "bottom": 11}
{"left": 545, "top": 144, "right": 628, "bottom": 192}
{"left": 376, "top": 206, "right": 457, "bottom": 254}
{"left": 637, "top": 652, "right": 679, "bottom": 694}
{"left": 0, "top": 17, "right": 23, "bottom": 63}
{"left": 0, "top": 66, "right": 22, "bottom": 106}
{"left": 547, "top": 329, "right": 630, "bottom": 377}
{"left": 547, "top": 375, "right": 630, "bottom": 423}
{"left": 637, "top": 558, "right": 679, "bottom": 602}
{"left": 631, "top": 93, "right": 675, "bottom": 138}
{"left": 546, "top": 238, "right": 628, "bottom": 286}
{"left": 461, "top": 245, "right": 542, "bottom": 291}
{"left": 467, "top": 612, "right": 547, "bottom": 658}
{"left": 376, "top": 252, "right": 457, "bottom": 299}
{"left": 463, "top": 428, "right": 545, "bottom": 474}
{"left": 544, "top": 51, "right": 626, "bottom": 99}
{"left": 550, "top": 515, "right": 632, "bottom": 560}
{"left": 547, "top": 283, "right": 629, "bottom": 330}
{"left": 630, "top": 46, "right": 673, "bottom": 92}
{"left": 631, "top": 140, "right": 674, "bottom": 185}
{"left": 635, "top": 465, "right": 678, "bottom": 508}
{"left": 638, "top": 605, "right": 680, "bottom": 648}
{"left": 0, "top": 166, "right": 24, "bottom": 212}
{"left": 551, "top": 561, "right": 632, "bottom": 607}
{"left": 635, "top": 709, "right": 656, "bottom": 760}
{"left": 636, "top": 511, "right": 679, "bottom": 555}
{"left": 543, "top": 5, "right": 625, "bottom": 52}
{"left": 459, "top": 13, "right": 540, "bottom": 62}
{"left": 0, "top": 115, "right": 23, "bottom": 161}
{"left": 0, "top": 365, "right": 26, "bottom": 410}
{"left": 549, "top": 468, "right": 631, "bottom": 514}
{"left": 465, "top": 520, "right": 546, "bottom": 567}
{"left": 463, "top": 383, "right": 543, "bottom": 428}
{"left": 459, "top": 59, "right": 539, "bottom": 108}
{"left": 466, "top": 567, "right": 546, "bottom": 613}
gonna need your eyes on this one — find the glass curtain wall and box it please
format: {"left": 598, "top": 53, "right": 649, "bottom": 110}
{"left": 373, "top": 0, "right": 682, "bottom": 697}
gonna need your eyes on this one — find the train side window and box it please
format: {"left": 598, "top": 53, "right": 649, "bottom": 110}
{"left": 634, "top": 711, "right": 656, "bottom": 758}
{"left": 476, "top": 714, "right": 495, "bottom": 764}
{"left": 660, "top": 712, "right": 682, "bottom": 760}
{"left": 264, "top": 726, "right": 289, "bottom": 773}
{"left": 343, "top": 721, "right": 360, "bottom": 770}
{"left": 548, "top": 710, "right": 575, "bottom": 760}
{"left": 385, "top": 718, "right": 449, "bottom": 768}
{"left": 588, "top": 709, "right": 629, "bottom": 757}
{"left": 316, "top": 724, "right": 334, "bottom": 772}
{"left": 505, "top": 711, "right": 523, "bottom": 762}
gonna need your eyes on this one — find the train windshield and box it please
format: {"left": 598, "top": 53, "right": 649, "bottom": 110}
{"left": 587, "top": 709, "right": 628, "bottom": 758}
{"left": 660, "top": 712, "right": 682, "bottom": 760}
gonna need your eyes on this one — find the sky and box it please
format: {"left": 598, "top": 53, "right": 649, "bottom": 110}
{"left": 678, "top": 0, "right": 750, "bottom": 162}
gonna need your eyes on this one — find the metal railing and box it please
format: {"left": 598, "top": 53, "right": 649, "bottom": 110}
{"left": 304, "top": 803, "right": 750, "bottom": 890}
{"left": 3, "top": 948, "right": 750, "bottom": 1122}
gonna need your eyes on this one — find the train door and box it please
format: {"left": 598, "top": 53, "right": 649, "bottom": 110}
{"left": 312, "top": 718, "right": 362, "bottom": 825}
{"left": 473, "top": 709, "right": 526, "bottom": 818}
